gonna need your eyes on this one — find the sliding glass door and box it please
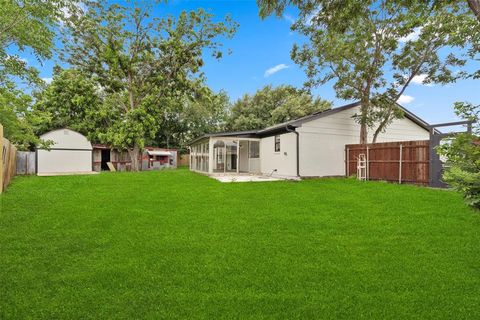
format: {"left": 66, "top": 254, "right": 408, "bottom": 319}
{"left": 225, "top": 141, "right": 238, "bottom": 173}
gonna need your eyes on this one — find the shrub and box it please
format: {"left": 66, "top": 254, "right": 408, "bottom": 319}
{"left": 437, "top": 102, "right": 479, "bottom": 209}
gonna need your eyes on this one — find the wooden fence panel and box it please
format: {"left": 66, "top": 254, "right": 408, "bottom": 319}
{"left": 1, "top": 124, "right": 18, "bottom": 193}
{"left": 345, "top": 140, "right": 429, "bottom": 185}
{"left": 178, "top": 154, "right": 190, "bottom": 167}
{"left": 16, "top": 151, "right": 36, "bottom": 175}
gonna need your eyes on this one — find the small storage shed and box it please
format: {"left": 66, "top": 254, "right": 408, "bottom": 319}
{"left": 37, "top": 129, "right": 93, "bottom": 175}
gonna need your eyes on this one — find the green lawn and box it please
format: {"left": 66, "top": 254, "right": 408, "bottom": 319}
{"left": 0, "top": 169, "right": 479, "bottom": 319}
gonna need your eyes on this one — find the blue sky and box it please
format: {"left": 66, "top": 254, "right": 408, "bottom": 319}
{"left": 26, "top": 0, "right": 480, "bottom": 125}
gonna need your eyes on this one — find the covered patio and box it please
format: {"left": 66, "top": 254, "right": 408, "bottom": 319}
{"left": 190, "top": 135, "right": 260, "bottom": 175}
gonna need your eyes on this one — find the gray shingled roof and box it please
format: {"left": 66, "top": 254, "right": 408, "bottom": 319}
{"left": 189, "top": 101, "right": 430, "bottom": 145}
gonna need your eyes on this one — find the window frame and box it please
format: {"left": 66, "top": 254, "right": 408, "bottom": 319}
{"left": 274, "top": 135, "right": 280, "bottom": 152}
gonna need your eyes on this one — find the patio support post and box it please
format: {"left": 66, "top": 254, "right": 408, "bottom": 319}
{"left": 209, "top": 138, "right": 214, "bottom": 174}
{"left": 188, "top": 146, "right": 191, "bottom": 171}
{"left": 247, "top": 141, "right": 250, "bottom": 173}
{"left": 236, "top": 141, "right": 239, "bottom": 174}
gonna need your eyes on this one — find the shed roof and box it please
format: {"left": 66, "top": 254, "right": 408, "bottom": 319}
{"left": 39, "top": 128, "right": 92, "bottom": 150}
{"left": 147, "top": 150, "right": 172, "bottom": 156}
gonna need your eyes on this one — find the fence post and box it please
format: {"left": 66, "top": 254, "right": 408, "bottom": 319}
{"left": 366, "top": 146, "right": 369, "bottom": 180}
{"left": 345, "top": 147, "right": 349, "bottom": 176}
{"left": 0, "top": 124, "right": 3, "bottom": 193}
{"left": 399, "top": 144, "right": 403, "bottom": 184}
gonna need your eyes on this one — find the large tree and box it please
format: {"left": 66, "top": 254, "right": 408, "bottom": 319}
{"left": 154, "top": 85, "right": 230, "bottom": 149}
{"left": 258, "top": 0, "right": 480, "bottom": 144}
{"left": 61, "top": 1, "right": 236, "bottom": 170}
{"left": 227, "top": 85, "right": 331, "bottom": 131}
{"left": 0, "top": 84, "right": 50, "bottom": 150}
{"left": 0, "top": 0, "right": 77, "bottom": 147}
{"left": 33, "top": 67, "right": 103, "bottom": 136}
{"left": 468, "top": 0, "right": 480, "bottom": 20}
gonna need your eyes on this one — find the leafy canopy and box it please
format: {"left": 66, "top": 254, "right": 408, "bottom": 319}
{"left": 0, "top": 84, "right": 50, "bottom": 150}
{"left": 60, "top": 0, "right": 237, "bottom": 169}
{"left": 33, "top": 67, "right": 103, "bottom": 136}
{"left": 258, "top": 0, "right": 480, "bottom": 143}
{"left": 154, "top": 85, "right": 230, "bottom": 149}
{"left": 0, "top": 0, "right": 77, "bottom": 148}
{"left": 227, "top": 85, "right": 331, "bottom": 131}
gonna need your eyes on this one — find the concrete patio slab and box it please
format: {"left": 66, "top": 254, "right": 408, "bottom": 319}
{"left": 212, "top": 175, "right": 285, "bottom": 183}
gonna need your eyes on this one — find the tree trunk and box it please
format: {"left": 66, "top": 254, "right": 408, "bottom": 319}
{"left": 372, "top": 122, "right": 384, "bottom": 144}
{"left": 360, "top": 122, "right": 368, "bottom": 145}
{"left": 128, "top": 144, "right": 141, "bottom": 171}
{"left": 359, "top": 99, "right": 369, "bottom": 145}
{"left": 468, "top": 0, "right": 480, "bottom": 21}
{"left": 372, "top": 110, "right": 393, "bottom": 143}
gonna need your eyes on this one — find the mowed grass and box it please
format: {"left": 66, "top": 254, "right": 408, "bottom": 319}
{"left": 0, "top": 169, "right": 479, "bottom": 319}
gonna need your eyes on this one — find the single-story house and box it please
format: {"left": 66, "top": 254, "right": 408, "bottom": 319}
{"left": 92, "top": 144, "right": 177, "bottom": 171}
{"left": 37, "top": 129, "right": 94, "bottom": 175}
{"left": 188, "top": 102, "right": 431, "bottom": 178}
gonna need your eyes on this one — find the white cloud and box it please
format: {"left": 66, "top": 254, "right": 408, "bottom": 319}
{"left": 411, "top": 74, "right": 433, "bottom": 87}
{"left": 284, "top": 14, "right": 295, "bottom": 24}
{"left": 42, "top": 77, "right": 53, "bottom": 84}
{"left": 398, "top": 94, "right": 415, "bottom": 104}
{"left": 399, "top": 28, "right": 421, "bottom": 43}
{"left": 264, "top": 64, "right": 289, "bottom": 77}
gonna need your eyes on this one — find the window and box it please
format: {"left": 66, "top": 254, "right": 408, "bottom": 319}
{"left": 249, "top": 141, "right": 259, "bottom": 158}
{"left": 274, "top": 135, "right": 280, "bottom": 152}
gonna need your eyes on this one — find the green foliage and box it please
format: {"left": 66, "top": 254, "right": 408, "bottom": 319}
{"left": 258, "top": 0, "right": 480, "bottom": 143}
{"left": 60, "top": 0, "right": 236, "bottom": 169}
{"left": 437, "top": 102, "right": 480, "bottom": 209}
{"left": 227, "top": 85, "right": 331, "bottom": 131}
{"left": 0, "top": 0, "right": 75, "bottom": 86}
{"left": 154, "top": 85, "right": 230, "bottom": 148}
{"left": 33, "top": 68, "right": 103, "bottom": 136}
{"left": 0, "top": 84, "right": 49, "bottom": 150}
{"left": 0, "top": 0, "right": 76, "bottom": 147}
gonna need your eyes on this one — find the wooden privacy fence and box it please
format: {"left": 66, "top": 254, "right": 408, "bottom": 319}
{"left": 178, "top": 154, "right": 190, "bottom": 167}
{"left": 345, "top": 140, "right": 430, "bottom": 185}
{"left": 1, "top": 124, "right": 17, "bottom": 193}
{"left": 16, "top": 151, "right": 36, "bottom": 175}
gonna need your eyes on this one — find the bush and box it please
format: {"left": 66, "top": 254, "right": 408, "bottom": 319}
{"left": 437, "top": 102, "right": 479, "bottom": 210}
{"left": 443, "top": 165, "right": 480, "bottom": 209}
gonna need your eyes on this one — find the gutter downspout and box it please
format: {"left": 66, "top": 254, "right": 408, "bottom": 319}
{"left": 286, "top": 124, "right": 300, "bottom": 177}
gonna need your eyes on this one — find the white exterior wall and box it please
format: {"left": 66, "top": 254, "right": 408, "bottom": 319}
{"left": 37, "top": 150, "right": 92, "bottom": 174}
{"left": 260, "top": 132, "right": 297, "bottom": 177}
{"left": 297, "top": 105, "right": 430, "bottom": 177}
{"left": 37, "top": 129, "right": 93, "bottom": 174}
{"left": 239, "top": 141, "right": 249, "bottom": 172}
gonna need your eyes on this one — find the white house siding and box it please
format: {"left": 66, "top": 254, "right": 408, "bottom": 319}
{"left": 297, "top": 105, "right": 429, "bottom": 177}
{"left": 37, "top": 129, "right": 93, "bottom": 174}
{"left": 260, "top": 132, "right": 298, "bottom": 177}
{"left": 238, "top": 141, "right": 249, "bottom": 173}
